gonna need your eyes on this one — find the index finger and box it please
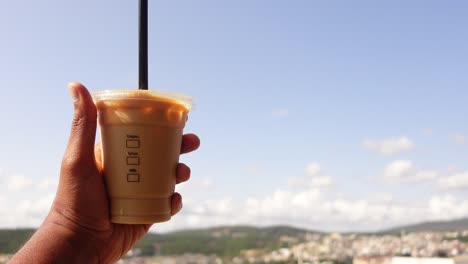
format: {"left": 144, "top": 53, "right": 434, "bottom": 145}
{"left": 181, "top": 133, "right": 200, "bottom": 154}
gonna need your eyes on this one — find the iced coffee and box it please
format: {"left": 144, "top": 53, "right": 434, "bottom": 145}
{"left": 92, "top": 90, "right": 191, "bottom": 224}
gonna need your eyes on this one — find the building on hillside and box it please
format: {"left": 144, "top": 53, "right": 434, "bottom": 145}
{"left": 391, "top": 257, "right": 454, "bottom": 264}
{"left": 454, "top": 256, "right": 468, "bottom": 264}
{"left": 353, "top": 256, "right": 391, "bottom": 264}
{"left": 354, "top": 257, "right": 456, "bottom": 264}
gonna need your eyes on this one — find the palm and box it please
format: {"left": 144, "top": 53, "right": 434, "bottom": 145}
{"left": 100, "top": 224, "right": 150, "bottom": 263}
{"left": 55, "top": 133, "right": 199, "bottom": 263}
{"left": 90, "top": 145, "right": 152, "bottom": 262}
{"left": 55, "top": 144, "right": 150, "bottom": 262}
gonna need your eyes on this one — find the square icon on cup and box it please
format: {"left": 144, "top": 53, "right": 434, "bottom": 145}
{"left": 127, "top": 157, "right": 140, "bottom": 165}
{"left": 126, "top": 140, "right": 140, "bottom": 148}
{"left": 127, "top": 173, "right": 140, "bottom": 182}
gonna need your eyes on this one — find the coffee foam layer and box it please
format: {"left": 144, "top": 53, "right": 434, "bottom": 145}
{"left": 92, "top": 90, "right": 192, "bottom": 111}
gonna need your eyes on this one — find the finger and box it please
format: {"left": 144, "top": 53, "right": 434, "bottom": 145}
{"left": 170, "top": 192, "right": 183, "bottom": 216}
{"left": 180, "top": 133, "right": 200, "bottom": 154}
{"left": 176, "top": 163, "right": 191, "bottom": 184}
{"left": 143, "top": 224, "right": 152, "bottom": 233}
{"left": 94, "top": 143, "right": 103, "bottom": 172}
{"left": 61, "top": 82, "right": 98, "bottom": 174}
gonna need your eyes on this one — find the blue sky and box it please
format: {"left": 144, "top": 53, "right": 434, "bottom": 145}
{"left": 1, "top": 0, "right": 468, "bottom": 232}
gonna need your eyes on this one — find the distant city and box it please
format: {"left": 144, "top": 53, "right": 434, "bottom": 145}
{"left": 115, "top": 229, "right": 468, "bottom": 264}
{"left": 3, "top": 220, "right": 468, "bottom": 264}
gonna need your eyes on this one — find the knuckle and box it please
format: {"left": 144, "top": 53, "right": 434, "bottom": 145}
{"left": 71, "top": 111, "right": 96, "bottom": 130}
{"left": 61, "top": 153, "right": 89, "bottom": 174}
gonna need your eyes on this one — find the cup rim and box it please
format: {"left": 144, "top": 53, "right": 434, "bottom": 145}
{"left": 91, "top": 89, "right": 192, "bottom": 110}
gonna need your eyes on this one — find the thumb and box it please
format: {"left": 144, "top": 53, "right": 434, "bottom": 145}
{"left": 62, "top": 82, "right": 97, "bottom": 169}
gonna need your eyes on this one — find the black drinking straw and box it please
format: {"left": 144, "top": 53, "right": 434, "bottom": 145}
{"left": 139, "top": 0, "right": 148, "bottom": 90}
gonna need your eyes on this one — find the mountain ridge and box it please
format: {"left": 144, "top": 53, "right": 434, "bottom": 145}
{"left": 381, "top": 217, "right": 468, "bottom": 234}
{"left": 2, "top": 219, "right": 468, "bottom": 255}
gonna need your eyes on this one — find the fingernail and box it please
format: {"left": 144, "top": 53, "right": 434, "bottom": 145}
{"left": 68, "top": 85, "right": 80, "bottom": 103}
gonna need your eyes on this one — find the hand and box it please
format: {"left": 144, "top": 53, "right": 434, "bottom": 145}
{"left": 10, "top": 82, "right": 200, "bottom": 264}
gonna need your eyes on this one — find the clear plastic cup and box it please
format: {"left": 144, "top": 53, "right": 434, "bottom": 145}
{"left": 92, "top": 90, "right": 192, "bottom": 224}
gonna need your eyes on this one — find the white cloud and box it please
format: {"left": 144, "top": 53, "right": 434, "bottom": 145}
{"left": 16, "top": 193, "right": 55, "bottom": 220}
{"left": 373, "top": 193, "right": 393, "bottom": 203}
{"left": 272, "top": 109, "right": 289, "bottom": 118}
{"left": 306, "top": 162, "right": 321, "bottom": 176}
{"left": 384, "top": 160, "right": 413, "bottom": 179}
{"left": 158, "top": 184, "right": 468, "bottom": 233}
{"left": 0, "top": 169, "right": 57, "bottom": 228}
{"left": 309, "top": 176, "right": 334, "bottom": 188}
{"left": 429, "top": 195, "right": 468, "bottom": 220}
{"left": 363, "top": 136, "right": 415, "bottom": 155}
{"left": 4, "top": 164, "right": 468, "bottom": 234}
{"left": 288, "top": 162, "right": 334, "bottom": 189}
{"left": 437, "top": 171, "right": 468, "bottom": 190}
{"left": 382, "top": 160, "right": 438, "bottom": 184}
{"left": 37, "top": 178, "right": 58, "bottom": 191}
{"left": 451, "top": 132, "right": 466, "bottom": 145}
{"left": 7, "top": 175, "right": 33, "bottom": 192}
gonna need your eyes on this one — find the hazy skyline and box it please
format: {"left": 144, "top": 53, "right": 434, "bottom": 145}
{"left": 1, "top": 0, "right": 468, "bottom": 232}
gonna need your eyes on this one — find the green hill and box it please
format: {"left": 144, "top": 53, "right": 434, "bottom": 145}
{"left": 4, "top": 219, "right": 468, "bottom": 256}
{"left": 382, "top": 218, "right": 468, "bottom": 234}
{"left": 0, "top": 226, "right": 314, "bottom": 256}
{"left": 0, "top": 229, "right": 35, "bottom": 254}
{"left": 135, "top": 225, "right": 315, "bottom": 256}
